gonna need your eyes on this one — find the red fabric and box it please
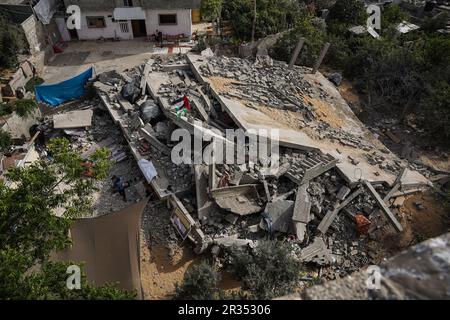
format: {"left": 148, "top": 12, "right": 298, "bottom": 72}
{"left": 53, "top": 44, "right": 63, "bottom": 53}
{"left": 355, "top": 214, "right": 372, "bottom": 235}
{"left": 183, "top": 96, "right": 191, "bottom": 110}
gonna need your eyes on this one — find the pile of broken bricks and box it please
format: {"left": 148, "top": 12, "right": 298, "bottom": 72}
{"left": 64, "top": 52, "right": 433, "bottom": 279}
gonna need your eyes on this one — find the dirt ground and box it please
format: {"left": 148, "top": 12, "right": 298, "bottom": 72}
{"left": 140, "top": 241, "right": 242, "bottom": 300}
{"left": 367, "top": 191, "right": 449, "bottom": 265}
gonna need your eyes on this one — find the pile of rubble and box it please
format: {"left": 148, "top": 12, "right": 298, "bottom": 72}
{"left": 37, "top": 51, "right": 433, "bottom": 282}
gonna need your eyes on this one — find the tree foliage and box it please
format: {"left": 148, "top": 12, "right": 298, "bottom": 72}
{"left": 174, "top": 261, "right": 222, "bottom": 300}
{"left": 201, "top": 0, "right": 223, "bottom": 21}
{"left": 328, "top": 0, "right": 366, "bottom": 25}
{"left": 0, "top": 130, "right": 12, "bottom": 154}
{"left": 222, "top": 0, "right": 303, "bottom": 41}
{"left": 0, "top": 99, "right": 37, "bottom": 118}
{"left": 0, "top": 14, "right": 26, "bottom": 68}
{"left": 0, "top": 137, "right": 133, "bottom": 299}
{"left": 228, "top": 241, "right": 302, "bottom": 299}
{"left": 270, "top": 14, "right": 326, "bottom": 67}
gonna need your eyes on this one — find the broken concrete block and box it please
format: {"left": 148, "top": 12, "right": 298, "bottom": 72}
{"left": 261, "top": 200, "right": 294, "bottom": 233}
{"left": 294, "top": 222, "right": 307, "bottom": 242}
{"left": 212, "top": 185, "right": 262, "bottom": 216}
{"left": 214, "top": 234, "right": 255, "bottom": 248}
{"left": 53, "top": 109, "right": 93, "bottom": 129}
{"left": 300, "top": 237, "right": 335, "bottom": 266}
{"left": 292, "top": 182, "right": 312, "bottom": 223}
{"left": 336, "top": 185, "right": 351, "bottom": 201}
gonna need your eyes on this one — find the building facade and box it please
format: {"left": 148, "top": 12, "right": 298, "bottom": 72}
{"left": 57, "top": 0, "right": 200, "bottom": 41}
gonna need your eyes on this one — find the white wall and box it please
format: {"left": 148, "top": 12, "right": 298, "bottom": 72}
{"left": 76, "top": 11, "right": 133, "bottom": 40}
{"left": 145, "top": 9, "right": 192, "bottom": 37}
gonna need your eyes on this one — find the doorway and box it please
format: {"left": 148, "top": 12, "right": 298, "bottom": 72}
{"left": 64, "top": 18, "right": 79, "bottom": 40}
{"left": 131, "top": 20, "right": 147, "bottom": 38}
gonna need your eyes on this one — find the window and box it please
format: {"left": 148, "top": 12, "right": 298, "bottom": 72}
{"left": 159, "top": 14, "right": 177, "bottom": 25}
{"left": 123, "top": 0, "right": 133, "bottom": 6}
{"left": 86, "top": 16, "right": 106, "bottom": 28}
{"left": 119, "top": 22, "right": 129, "bottom": 33}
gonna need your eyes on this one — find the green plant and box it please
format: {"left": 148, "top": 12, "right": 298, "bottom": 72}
{"left": 0, "top": 130, "right": 12, "bottom": 154}
{"left": 201, "top": 0, "right": 223, "bottom": 21}
{"left": 270, "top": 13, "right": 326, "bottom": 66}
{"left": 0, "top": 99, "right": 37, "bottom": 118}
{"left": 12, "top": 99, "right": 36, "bottom": 118}
{"left": 228, "top": 241, "right": 302, "bottom": 299}
{"left": 222, "top": 0, "right": 303, "bottom": 41}
{"left": 0, "top": 14, "right": 26, "bottom": 68}
{"left": 25, "top": 77, "right": 44, "bottom": 93}
{"left": 174, "top": 261, "right": 222, "bottom": 300}
{"left": 328, "top": 0, "right": 366, "bottom": 25}
{"left": 0, "top": 137, "right": 129, "bottom": 300}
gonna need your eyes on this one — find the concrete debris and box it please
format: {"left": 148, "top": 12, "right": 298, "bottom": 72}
{"left": 53, "top": 109, "right": 93, "bottom": 129}
{"left": 214, "top": 234, "right": 257, "bottom": 248}
{"left": 27, "top": 50, "right": 434, "bottom": 286}
{"left": 300, "top": 237, "right": 335, "bottom": 266}
{"left": 261, "top": 200, "right": 294, "bottom": 234}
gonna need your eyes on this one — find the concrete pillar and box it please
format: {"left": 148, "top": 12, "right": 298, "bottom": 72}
{"left": 312, "top": 42, "right": 330, "bottom": 74}
{"left": 288, "top": 37, "right": 305, "bottom": 69}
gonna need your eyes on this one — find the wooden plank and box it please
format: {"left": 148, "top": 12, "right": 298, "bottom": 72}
{"left": 363, "top": 180, "right": 403, "bottom": 232}
{"left": 317, "top": 187, "right": 364, "bottom": 234}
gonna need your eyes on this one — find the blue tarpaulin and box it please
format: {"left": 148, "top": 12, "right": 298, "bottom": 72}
{"left": 35, "top": 67, "right": 94, "bottom": 106}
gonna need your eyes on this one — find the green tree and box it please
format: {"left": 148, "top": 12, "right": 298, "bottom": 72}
{"left": 174, "top": 261, "right": 222, "bottom": 300}
{"left": 270, "top": 14, "right": 326, "bottom": 66}
{"left": 0, "top": 137, "right": 133, "bottom": 299}
{"left": 328, "top": 0, "right": 366, "bottom": 25}
{"left": 222, "top": 0, "right": 303, "bottom": 40}
{"left": 0, "top": 14, "right": 26, "bottom": 68}
{"left": 201, "top": 0, "right": 223, "bottom": 21}
{"left": 228, "top": 241, "right": 302, "bottom": 299}
{"left": 382, "top": 4, "right": 409, "bottom": 29}
{"left": 0, "top": 129, "right": 12, "bottom": 154}
{"left": 421, "top": 12, "right": 449, "bottom": 33}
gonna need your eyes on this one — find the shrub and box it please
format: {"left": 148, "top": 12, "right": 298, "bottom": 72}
{"left": 0, "top": 130, "right": 12, "bottom": 154}
{"left": 174, "top": 261, "right": 222, "bottom": 300}
{"left": 228, "top": 241, "right": 302, "bottom": 299}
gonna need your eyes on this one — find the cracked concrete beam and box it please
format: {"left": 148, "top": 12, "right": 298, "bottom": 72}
{"left": 363, "top": 180, "right": 403, "bottom": 233}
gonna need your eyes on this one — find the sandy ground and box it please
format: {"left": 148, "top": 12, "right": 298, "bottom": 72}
{"left": 140, "top": 241, "right": 241, "bottom": 300}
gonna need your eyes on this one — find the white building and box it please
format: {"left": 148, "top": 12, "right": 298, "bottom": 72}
{"left": 56, "top": 0, "right": 200, "bottom": 41}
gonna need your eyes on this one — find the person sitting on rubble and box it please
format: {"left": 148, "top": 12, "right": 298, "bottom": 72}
{"left": 111, "top": 175, "right": 130, "bottom": 201}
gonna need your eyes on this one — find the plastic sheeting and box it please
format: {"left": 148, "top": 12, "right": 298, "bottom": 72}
{"left": 33, "top": 0, "right": 58, "bottom": 25}
{"left": 52, "top": 199, "right": 149, "bottom": 299}
{"left": 35, "top": 67, "right": 94, "bottom": 106}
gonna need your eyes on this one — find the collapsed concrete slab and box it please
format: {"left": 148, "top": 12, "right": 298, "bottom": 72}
{"left": 186, "top": 53, "right": 429, "bottom": 187}
{"left": 211, "top": 184, "right": 262, "bottom": 216}
{"left": 53, "top": 109, "right": 93, "bottom": 129}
